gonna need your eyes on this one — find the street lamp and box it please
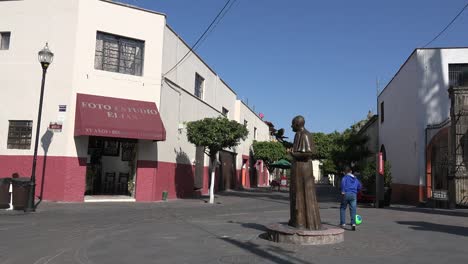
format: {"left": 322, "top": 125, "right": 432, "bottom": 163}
{"left": 24, "top": 43, "right": 54, "bottom": 212}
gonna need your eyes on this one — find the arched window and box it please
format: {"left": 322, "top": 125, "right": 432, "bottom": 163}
{"left": 380, "top": 145, "right": 387, "bottom": 161}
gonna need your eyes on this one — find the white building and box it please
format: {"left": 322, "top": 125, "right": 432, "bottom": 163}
{"left": 0, "top": 0, "right": 269, "bottom": 202}
{"left": 378, "top": 47, "right": 468, "bottom": 205}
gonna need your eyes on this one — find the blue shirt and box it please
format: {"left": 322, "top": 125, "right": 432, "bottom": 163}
{"left": 341, "top": 173, "right": 362, "bottom": 194}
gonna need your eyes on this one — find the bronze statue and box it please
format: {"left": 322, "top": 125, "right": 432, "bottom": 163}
{"left": 289, "top": 115, "right": 322, "bottom": 230}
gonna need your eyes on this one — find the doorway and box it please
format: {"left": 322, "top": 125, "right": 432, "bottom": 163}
{"left": 85, "top": 137, "right": 138, "bottom": 197}
{"left": 219, "top": 150, "right": 237, "bottom": 191}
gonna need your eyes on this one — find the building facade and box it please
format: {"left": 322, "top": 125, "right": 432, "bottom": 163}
{"left": 378, "top": 47, "right": 468, "bottom": 206}
{"left": 0, "top": 0, "right": 269, "bottom": 202}
{"left": 357, "top": 113, "right": 379, "bottom": 165}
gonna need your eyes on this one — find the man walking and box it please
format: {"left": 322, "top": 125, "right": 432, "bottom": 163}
{"left": 340, "top": 166, "right": 361, "bottom": 231}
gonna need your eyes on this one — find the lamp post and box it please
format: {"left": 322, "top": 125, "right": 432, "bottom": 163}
{"left": 24, "top": 43, "right": 54, "bottom": 212}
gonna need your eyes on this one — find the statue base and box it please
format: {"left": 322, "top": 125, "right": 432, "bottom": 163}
{"left": 266, "top": 223, "right": 344, "bottom": 245}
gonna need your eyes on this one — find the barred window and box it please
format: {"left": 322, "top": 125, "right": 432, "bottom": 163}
{"left": 94, "top": 32, "right": 144, "bottom": 76}
{"left": 195, "top": 73, "right": 204, "bottom": 99}
{"left": 449, "top": 64, "right": 468, "bottom": 87}
{"left": 7, "top": 120, "right": 32, "bottom": 149}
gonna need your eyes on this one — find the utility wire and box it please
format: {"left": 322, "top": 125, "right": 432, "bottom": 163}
{"left": 199, "top": 0, "right": 239, "bottom": 46}
{"left": 423, "top": 2, "right": 468, "bottom": 48}
{"left": 163, "top": 0, "right": 235, "bottom": 76}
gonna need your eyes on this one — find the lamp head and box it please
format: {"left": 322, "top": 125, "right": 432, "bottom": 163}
{"left": 38, "top": 43, "right": 54, "bottom": 70}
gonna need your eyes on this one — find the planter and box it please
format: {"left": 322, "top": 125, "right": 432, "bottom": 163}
{"left": 12, "top": 177, "right": 31, "bottom": 210}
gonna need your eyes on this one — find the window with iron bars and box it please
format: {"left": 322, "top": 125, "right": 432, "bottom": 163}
{"left": 449, "top": 64, "right": 468, "bottom": 87}
{"left": 194, "top": 73, "right": 204, "bottom": 99}
{"left": 94, "top": 31, "right": 144, "bottom": 76}
{"left": 7, "top": 120, "right": 32, "bottom": 149}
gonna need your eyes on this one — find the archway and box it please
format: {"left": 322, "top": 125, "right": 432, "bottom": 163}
{"left": 426, "top": 127, "right": 449, "bottom": 201}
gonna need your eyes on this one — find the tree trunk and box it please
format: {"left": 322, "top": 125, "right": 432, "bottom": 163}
{"left": 209, "top": 156, "right": 216, "bottom": 204}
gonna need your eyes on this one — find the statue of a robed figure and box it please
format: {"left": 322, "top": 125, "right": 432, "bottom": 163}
{"left": 289, "top": 116, "right": 322, "bottom": 230}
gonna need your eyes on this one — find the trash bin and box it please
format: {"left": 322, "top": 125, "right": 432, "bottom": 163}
{"left": 162, "top": 191, "right": 168, "bottom": 201}
{"left": 0, "top": 178, "right": 12, "bottom": 209}
{"left": 12, "top": 177, "right": 31, "bottom": 210}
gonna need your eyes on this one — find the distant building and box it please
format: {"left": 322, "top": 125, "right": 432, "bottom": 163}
{"left": 357, "top": 113, "right": 379, "bottom": 165}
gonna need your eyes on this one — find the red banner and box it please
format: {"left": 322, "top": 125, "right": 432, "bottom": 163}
{"left": 378, "top": 152, "right": 384, "bottom": 175}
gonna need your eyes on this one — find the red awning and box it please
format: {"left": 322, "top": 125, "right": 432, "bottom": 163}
{"left": 74, "top": 93, "right": 166, "bottom": 141}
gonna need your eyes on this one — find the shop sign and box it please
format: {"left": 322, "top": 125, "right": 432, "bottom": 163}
{"left": 80, "top": 101, "right": 159, "bottom": 121}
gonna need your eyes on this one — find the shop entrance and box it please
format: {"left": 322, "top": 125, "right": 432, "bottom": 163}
{"left": 85, "top": 137, "right": 138, "bottom": 197}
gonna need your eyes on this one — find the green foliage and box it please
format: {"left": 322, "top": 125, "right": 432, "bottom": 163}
{"left": 252, "top": 141, "right": 287, "bottom": 171}
{"left": 360, "top": 162, "right": 376, "bottom": 193}
{"left": 314, "top": 131, "right": 343, "bottom": 175}
{"left": 313, "top": 132, "right": 332, "bottom": 160}
{"left": 359, "top": 160, "right": 392, "bottom": 192}
{"left": 320, "top": 159, "right": 337, "bottom": 175}
{"left": 314, "top": 124, "right": 371, "bottom": 175}
{"left": 186, "top": 117, "right": 249, "bottom": 157}
{"left": 384, "top": 161, "right": 392, "bottom": 187}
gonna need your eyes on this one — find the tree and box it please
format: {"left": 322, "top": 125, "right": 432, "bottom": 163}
{"left": 314, "top": 127, "right": 371, "bottom": 176}
{"left": 313, "top": 132, "right": 334, "bottom": 160}
{"left": 313, "top": 131, "right": 342, "bottom": 175}
{"left": 252, "top": 141, "right": 287, "bottom": 172}
{"left": 361, "top": 161, "right": 376, "bottom": 193}
{"left": 186, "top": 117, "right": 248, "bottom": 204}
{"left": 338, "top": 129, "right": 371, "bottom": 171}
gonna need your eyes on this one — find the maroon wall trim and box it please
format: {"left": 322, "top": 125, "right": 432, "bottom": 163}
{"left": 0, "top": 155, "right": 86, "bottom": 202}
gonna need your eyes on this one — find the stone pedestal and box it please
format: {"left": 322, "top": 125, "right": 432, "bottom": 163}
{"left": 266, "top": 223, "right": 344, "bottom": 245}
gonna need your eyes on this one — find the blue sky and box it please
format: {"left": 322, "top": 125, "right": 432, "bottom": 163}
{"left": 121, "top": 0, "right": 468, "bottom": 138}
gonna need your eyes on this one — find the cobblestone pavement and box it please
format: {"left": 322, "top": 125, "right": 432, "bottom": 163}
{"left": 1, "top": 185, "right": 467, "bottom": 264}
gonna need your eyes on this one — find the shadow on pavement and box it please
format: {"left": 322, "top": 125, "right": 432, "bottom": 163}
{"left": 218, "top": 190, "right": 290, "bottom": 205}
{"left": 228, "top": 220, "right": 269, "bottom": 232}
{"left": 396, "top": 221, "right": 468, "bottom": 237}
{"left": 219, "top": 237, "right": 314, "bottom": 264}
{"left": 217, "top": 184, "right": 341, "bottom": 205}
{"left": 387, "top": 206, "right": 468, "bottom": 218}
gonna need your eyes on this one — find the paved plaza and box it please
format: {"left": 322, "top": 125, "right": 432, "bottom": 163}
{"left": 1, "top": 185, "right": 467, "bottom": 264}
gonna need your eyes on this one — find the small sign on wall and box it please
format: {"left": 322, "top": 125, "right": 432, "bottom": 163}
{"left": 48, "top": 122, "right": 63, "bottom": 132}
{"left": 58, "top": 105, "right": 67, "bottom": 122}
{"left": 432, "top": 189, "right": 448, "bottom": 201}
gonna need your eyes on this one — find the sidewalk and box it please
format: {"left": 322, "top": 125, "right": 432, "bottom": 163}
{"left": 0, "top": 185, "right": 467, "bottom": 264}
